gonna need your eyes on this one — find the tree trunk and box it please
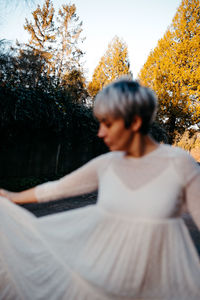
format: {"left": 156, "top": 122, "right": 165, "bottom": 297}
{"left": 168, "top": 113, "right": 176, "bottom": 144}
{"left": 55, "top": 143, "right": 61, "bottom": 175}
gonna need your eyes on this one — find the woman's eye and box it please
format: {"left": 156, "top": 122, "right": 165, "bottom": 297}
{"left": 99, "top": 120, "right": 112, "bottom": 128}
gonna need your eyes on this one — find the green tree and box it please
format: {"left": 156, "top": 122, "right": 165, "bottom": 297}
{"left": 88, "top": 36, "right": 131, "bottom": 98}
{"left": 0, "top": 43, "right": 55, "bottom": 92}
{"left": 62, "top": 68, "right": 88, "bottom": 104}
{"left": 139, "top": 0, "right": 200, "bottom": 143}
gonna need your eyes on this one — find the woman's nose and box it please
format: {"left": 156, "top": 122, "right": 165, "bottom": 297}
{"left": 98, "top": 124, "right": 107, "bottom": 138}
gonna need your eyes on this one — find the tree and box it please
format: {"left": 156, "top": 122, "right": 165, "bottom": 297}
{"left": 55, "top": 3, "right": 84, "bottom": 77}
{"left": 0, "top": 43, "right": 55, "bottom": 92}
{"left": 23, "top": 0, "right": 84, "bottom": 80}
{"left": 173, "top": 130, "right": 195, "bottom": 151}
{"left": 62, "top": 68, "right": 88, "bottom": 104}
{"left": 173, "top": 129, "right": 200, "bottom": 161}
{"left": 24, "top": 0, "right": 56, "bottom": 72}
{"left": 139, "top": 0, "right": 200, "bottom": 143}
{"left": 88, "top": 36, "right": 131, "bottom": 98}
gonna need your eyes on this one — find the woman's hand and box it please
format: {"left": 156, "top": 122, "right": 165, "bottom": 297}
{"left": 0, "top": 188, "right": 37, "bottom": 204}
{"left": 0, "top": 189, "right": 20, "bottom": 203}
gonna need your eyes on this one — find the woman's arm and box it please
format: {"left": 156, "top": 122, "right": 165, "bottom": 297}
{"left": 185, "top": 173, "right": 200, "bottom": 230}
{"left": 0, "top": 153, "right": 111, "bottom": 204}
{"left": 173, "top": 148, "right": 200, "bottom": 230}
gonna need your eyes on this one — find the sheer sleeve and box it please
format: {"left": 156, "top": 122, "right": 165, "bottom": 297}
{"left": 174, "top": 149, "right": 200, "bottom": 230}
{"left": 185, "top": 173, "right": 200, "bottom": 230}
{"left": 172, "top": 147, "right": 200, "bottom": 229}
{"left": 35, "top": 153, "right": 111, "bottom": 203}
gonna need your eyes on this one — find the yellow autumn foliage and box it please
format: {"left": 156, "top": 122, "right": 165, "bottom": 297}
{"left": 24, "top": 0, "right": 84, "bottom": 77}
{"left": 88, "top": 36, "right": 131, "bottom": 98}
{"left": 139, "top": 0, "right": 200, "bottom": 142}
{"left": 173, "top": 130, "right": 200, "bottom": 162}
{"left": 24, "top": 0, "right": 55, "bottom": 64}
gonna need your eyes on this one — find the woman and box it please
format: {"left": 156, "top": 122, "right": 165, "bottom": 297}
{"left": 0, "top": 78, "right": 199, "bottom": 300}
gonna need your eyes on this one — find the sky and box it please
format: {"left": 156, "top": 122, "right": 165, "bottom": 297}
{"left": 0, "top": 0, "right": 182, "bottom": 80}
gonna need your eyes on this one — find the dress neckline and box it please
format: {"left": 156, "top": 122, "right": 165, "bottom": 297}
{"left": 122, "top": 144, "right": 163, "bottom": 161}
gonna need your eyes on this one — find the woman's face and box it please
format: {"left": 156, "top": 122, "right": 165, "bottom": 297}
{"left": 97, "top": 116, "right": 134, "bottom": 151}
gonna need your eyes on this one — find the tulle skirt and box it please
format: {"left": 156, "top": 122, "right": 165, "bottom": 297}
{"left": 0, "top": 196, "right": 200, "bottom": 300}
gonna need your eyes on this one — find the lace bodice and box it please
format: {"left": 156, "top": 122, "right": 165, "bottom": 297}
{"left": 35, "top": 144, "right": 200, "bottom": 229}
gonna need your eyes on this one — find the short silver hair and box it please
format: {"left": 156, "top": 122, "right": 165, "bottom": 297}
{"left": 93, "top": 78, "right": 157, "bottom": 134}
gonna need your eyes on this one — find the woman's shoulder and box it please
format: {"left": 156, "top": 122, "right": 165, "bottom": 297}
{"left": 91, "top": 151, "right": 123, "bottom": 174}
{"left": 157, "top": 143, "right": 193, "bottom": 159}
{"left": 95, "top": 146, "right": 192, "bottom": 162}
{"left": 159, "top": 144, "right": 199, "bottom": 184}
{"left": 89, "top": 151, "right": 122, "bottom": 167}
{"left": 157, "top": 143, "right": 199, "bottom": 167}
{"left": 96, "top": 151, "right": 124, "bottom": 160}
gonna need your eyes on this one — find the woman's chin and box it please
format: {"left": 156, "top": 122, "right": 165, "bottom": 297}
{"left": 108, "top": 145, "right": 120, "bottom": 151}
{"left": 107, "top": 145, "right": 114, "bottom": 151}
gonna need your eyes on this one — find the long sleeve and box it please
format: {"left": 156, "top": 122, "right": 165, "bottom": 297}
{"left": 172, "top": 147, "right": 200, "bottom": 230}
{"left": 175, "top": 149, "right": 200, "bottom": 230}
{"left": 185, "top": 173, "right": 200, "bottom": 230}
{"left": 35, "top": 153, "right": 111, "bottom": 203}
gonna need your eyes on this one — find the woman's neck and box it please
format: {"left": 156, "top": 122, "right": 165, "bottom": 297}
{"left": 125, "top": 134, "right": 159, "bottom": 158}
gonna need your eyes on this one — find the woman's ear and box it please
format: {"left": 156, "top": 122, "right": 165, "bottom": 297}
{"left": 131, "top": 116, "right": 142, "bottom": 132}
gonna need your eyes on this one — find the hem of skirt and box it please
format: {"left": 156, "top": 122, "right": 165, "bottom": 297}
{"left": 70, "top": 269, "right": 187, "bottom": 300}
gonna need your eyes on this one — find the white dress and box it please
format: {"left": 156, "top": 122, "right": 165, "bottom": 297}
{"left": 0, "top": 144, "right": 200, "bottom": 300}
